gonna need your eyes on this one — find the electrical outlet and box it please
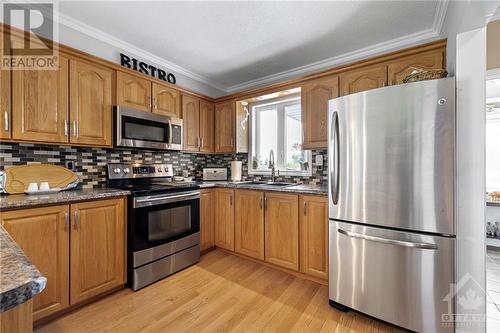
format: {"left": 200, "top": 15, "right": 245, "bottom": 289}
{"left": 315, "top": 154, "right": 323, "bottom": 167}
{"left": 65, "top": 161, "right": 75, "bottom": 171}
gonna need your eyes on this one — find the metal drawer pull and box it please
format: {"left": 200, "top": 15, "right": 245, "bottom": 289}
{"left": 338, "top": 229, "right": 438, "bottom": 250}
{"left": 303, "top": 201, "right": 307, "bottom": 216}
{"left": 259, "top": 196, "right": 263, "bottom": 210}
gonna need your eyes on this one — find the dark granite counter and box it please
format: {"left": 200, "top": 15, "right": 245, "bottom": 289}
{"left": 198, "top": 181, "right": 327, "bottom": 195}
{"left": 0, "top": 225, "right": 46, "bottom": 312}
{"left": 0, "top": 188, "right": 131, "bottom": 211}
{"left": 488, "top": 201, "right": 500, "bottom": 207}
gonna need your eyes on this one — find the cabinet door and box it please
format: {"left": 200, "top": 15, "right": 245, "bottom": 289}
{"left": 299, "top": 195, "right": 328, "bottom": 280}
{"left": 0, "top": 67, "right": 11, "bottom": 139}
{"left": 387, "top": 50, "right": 445, "bottom": 85}
{"left": 69, "top": 60, "right": 113, "bottom": 146}
{"left": 214, "top": 188, "right": 235, "bottom": 251}
{"left": 199, "top": 99, "right": 214, "bottom": 153}
{"left": 182, "top": 94, "right": 200, "bottom": 152}
{"left": 200, "top": 189, "right": 214, "bottom": 251}
{"left": 1, "top": 205, "right": 70, "bottom": 320}
{"left": 235, "top": 190, "right": 265, "bottom": 260}
{"left": 116, "top": 71, "right": 151, "bottom": 112}
{"left": 340, "top": 64, "right": 387, "bottom": 96}
{"left": 70, "top": 198, "right": 125, "bottom": 305}
{"left": 215, "top": 101, "right": 235, "bottom": 153}
{"left": 12, "top": 56, "right": 68, "bottom": 143}
{"left": 301, "top": 76, "right": 339, "bottom": 149}
{"left": 264, "top": 192, "right": 299, "bottom": 271}
{"left": 152, "top": 83, "right": 181, "bottom": 118}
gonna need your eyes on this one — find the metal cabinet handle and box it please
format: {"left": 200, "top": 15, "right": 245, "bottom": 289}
{"left": 64, "top": 212, "right": 69, "bottom": 232}
{"left": 73, "top": 120, "right": 78, "bottom": 138}
{"left": 64, "top": 120, "right": 68, "bottom": 136}
{"left": 148, "top": 96, "right": 152, "bottom": 109}
{"left": 4, "top": 112, "right": 9, "bottom": 131}
{"left": 338, "top": 229, "right": 438, "bottom": 250}
{"left": 73, "top": 211, "right": 79, "bottom": 230}
{"left": 153, "top": 97, "right": 157, "bottom": 109}
{"left": 259, "top": 196, "right": 263, "bottom": 210}
{"left": 264, "top": 197, "right": 267, "bottom": 211}
{"left": 200, "top": 137, "right": 203, "bottom": 148}
{"left": 303, "top": 201, "right": 307, "bottom": 216}
{"left": 230, "top": 194, "right": 233, "bottom": 206}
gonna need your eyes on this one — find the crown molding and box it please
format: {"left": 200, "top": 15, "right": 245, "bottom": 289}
{"left": 54, "top": 10, "right": 228, "bottom": 92}
{"left": 225, "top": 1, "right": 449, "bottom": 94}
{"left": 225, "top": 28, "right": 440, "bottom": 93}
{"left": 24, "top": 1, "right": 450, "bottom": 95}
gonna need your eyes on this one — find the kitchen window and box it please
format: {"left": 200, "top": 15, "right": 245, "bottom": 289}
{"left": 249, "top": 94, "right": 311, "bottom": 176}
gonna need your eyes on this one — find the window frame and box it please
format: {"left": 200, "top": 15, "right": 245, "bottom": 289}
{"left": 248, "top": 94, "right": 312, "bottom": 177}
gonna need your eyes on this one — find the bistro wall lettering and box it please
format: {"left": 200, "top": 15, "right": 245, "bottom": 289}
{"left": 120, "top": 53, "right": 176, "bottom": 84}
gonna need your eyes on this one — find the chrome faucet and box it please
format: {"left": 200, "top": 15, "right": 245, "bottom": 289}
{"left": 269, "top": 149, "right": 275, "bottom": 182}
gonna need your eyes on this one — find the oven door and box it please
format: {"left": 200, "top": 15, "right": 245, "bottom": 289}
{"left": 130, "top": 191, "right": 200, "bottom": 268}
{"left": 115, "top": 106, "right": 172, "bottom": 150}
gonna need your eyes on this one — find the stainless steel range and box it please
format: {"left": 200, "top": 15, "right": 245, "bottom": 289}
{"left": 107, "top": 163, "right": 200, "bottom": 291}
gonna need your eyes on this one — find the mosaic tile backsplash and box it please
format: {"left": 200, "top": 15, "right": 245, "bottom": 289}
{"left": 0, "top": 143, "right": 328, "bottom": 189}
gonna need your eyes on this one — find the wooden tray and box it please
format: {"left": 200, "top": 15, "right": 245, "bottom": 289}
{"left": 3, "top": 164, "right": 79, "bottom": 194}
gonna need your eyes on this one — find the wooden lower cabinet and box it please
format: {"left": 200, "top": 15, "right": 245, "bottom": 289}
{"left": 200, "top": 189, "right": 214, "bottom": 251}
{"left": 0, "top": 197, "right": 126, "bottom": 321}
{"left": 70, "top": 198, "right": 126, "bottom": 305}
{"left": 1, "top": 205, "right": 70, "bottom": 321}
{"left": 235, "top": 190, "right": 265, "bottom": 260}
{"left": 299, "top": 195, "right": 329, "bottom": 280}
{"left": 214, "top": 188, "right": 235, "bottom": 251}
{"left": 264, "top": 192, "right": 299, "bottom": 271}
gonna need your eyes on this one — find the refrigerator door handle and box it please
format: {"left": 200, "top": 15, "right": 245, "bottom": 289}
{"left": 330, "top": 111, "right": 339, "bottom": 204}
{"left": 338, "top": 228, "right": 438, "bottom": 250}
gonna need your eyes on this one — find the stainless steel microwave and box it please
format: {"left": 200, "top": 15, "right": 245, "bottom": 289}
{"left": 114, "top": 106, "right": 182, "bottom": 150}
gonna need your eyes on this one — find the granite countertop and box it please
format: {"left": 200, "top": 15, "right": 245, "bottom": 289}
{"left": 0, "top": 188, "right": 131, "bottom": 211}
{"left": 488, "top": 201, "right": 500, "bottom": 207}
{"left": 0, "top": 225, "right": 46, "bottom": 312}
{"left": 198, "top": 181, "right": 327, "bottom": 195}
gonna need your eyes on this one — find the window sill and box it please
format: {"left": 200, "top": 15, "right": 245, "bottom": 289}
{"left": 248, "top": 169, "right": 312, "bottom": 177}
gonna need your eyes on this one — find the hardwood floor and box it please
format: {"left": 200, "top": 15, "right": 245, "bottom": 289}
{"left": 35, "top": 250, "right": 403, "bottom": 333}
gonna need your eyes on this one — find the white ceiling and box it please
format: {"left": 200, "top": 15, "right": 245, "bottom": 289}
{"left": 58, "top": 1, "right": 445, "bottom": 94}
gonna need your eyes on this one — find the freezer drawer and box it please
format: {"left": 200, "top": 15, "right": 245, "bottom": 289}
{"left": 329, "top": 220, "right": 454, "bottom": 333}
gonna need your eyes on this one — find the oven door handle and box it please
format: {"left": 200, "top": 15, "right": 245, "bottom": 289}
{"left": 133, "top": 191, "right": 200, "bottom": 208}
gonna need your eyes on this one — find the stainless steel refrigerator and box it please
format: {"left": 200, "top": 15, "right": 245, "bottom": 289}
{"left": 328, "top": 78, "right": 455, "bottom": 333}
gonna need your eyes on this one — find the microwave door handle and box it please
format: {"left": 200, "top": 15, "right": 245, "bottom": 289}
{"left": 168, "top": 120, "right": 173, "bottom": 147}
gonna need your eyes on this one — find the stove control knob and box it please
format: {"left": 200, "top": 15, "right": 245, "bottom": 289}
{"left": 123, "top": 168, "right": 130, "bottom": 174}
{"left": 164, "top": 167, "right": 169, "bottom": 172}
{"left": 113, "top": 168, "right": 121, "bottom": 174}
{"left": 157, "top": 168, "right": 162, "bottom": 173}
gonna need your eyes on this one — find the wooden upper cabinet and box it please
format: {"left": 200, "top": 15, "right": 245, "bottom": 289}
{"left": 387, "top": 49, "right": 445, "bottom": 85}
{"left": 0, "top": 67, "right": 11, "bottom": 139}
{"left": 340, "top": 64, "right": 387, "bottom": 96}
{"left": 1, "top": 205, "right": 70, "bottom": 321}
{"left": 235, "top": 190, "right": 265, "bottom": 260}
{"left": 116, "top": 71, "right": 151, "bottom": 112}
{"left": 152, "top": 83, "right": 181, "bottom": 118}
{"left": 182, "top": 94, "right": 200, "bottom": 152}
{"left": 200, "top": 189, "right": 214, "bottom": 251}
{"left": 199, "top": 100, "right": 214, "bottom": 152}
{"left": 301, "top": 76, "right": 339, "bottom": 149}
{"left": 264, "top": 192, "right": 299, "bottom": 271}
{"left": 214, "top": 188, "right": 235, "bottom": 251}
{"left": 70, "top": 198, "right": 125, "bottom": 305}
{"left": 215, "top": 101, "right": 235, "bottom": 153}
{"left": 69, "top": 60, "right": 113, "bottom": 146}
{"left": 12, "top": 56, "right": 68, "bottom": 143}
{"left": 299, "top": 195, "right": 328, "bottom": 280}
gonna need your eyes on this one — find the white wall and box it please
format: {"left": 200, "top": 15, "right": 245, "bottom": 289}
{"left": 455, "top": 27, "right": 487, "bottom": 332}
